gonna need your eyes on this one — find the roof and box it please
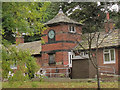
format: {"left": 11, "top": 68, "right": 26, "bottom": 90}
{"left": 12, "top": 41, "right": 41, "bottom": 55}
{"left": 45, "top": 9, "right": 82, "bottom": 26}
{"left": 74, "top": 29, "right": 120, "bottom": 50}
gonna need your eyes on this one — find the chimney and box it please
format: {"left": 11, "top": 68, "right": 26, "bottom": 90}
{"left": 104, "top": 12, "right": 114, "bottom": 32}
{"left": 16, "top": 32, "right": 24, "bottom": 45}
{"left": 106, "top": 12, "right": 109, "bottom": 20}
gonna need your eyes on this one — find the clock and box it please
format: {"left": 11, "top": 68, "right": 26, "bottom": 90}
{"left": 48, "top": 30, "right": 55, "bottom": 43}
{"left": 48, "top": 30, "right": 55, "bottom": 39}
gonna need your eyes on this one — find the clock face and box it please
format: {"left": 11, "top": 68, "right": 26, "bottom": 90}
{"left": 48, "top": 30, "right": 55, "bottom": 39}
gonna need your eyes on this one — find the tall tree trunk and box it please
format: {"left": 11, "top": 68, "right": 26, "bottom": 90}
{"left": 97, "top": 66, "right": 100, "bottom": 90}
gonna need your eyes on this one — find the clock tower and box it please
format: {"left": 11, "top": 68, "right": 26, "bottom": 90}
{"left": 41, "top": 8, "right": 82, "bottom": 69}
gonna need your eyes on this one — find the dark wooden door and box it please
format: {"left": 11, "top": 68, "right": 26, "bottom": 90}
{"left": 72, "top": 59, "right": 89, "bottom": 79}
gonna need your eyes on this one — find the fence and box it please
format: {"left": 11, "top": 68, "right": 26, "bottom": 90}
{"left": 44, "top": 68, "right": 70, "bottom": 78}
{"left": 98, "top": 66, "right": 118, "bottom": 82}
{"left": 36, "top": 67, "right": 71, "bottom": 78}
{"left": 99, "top": 66, "right": 116, "bottom": 75}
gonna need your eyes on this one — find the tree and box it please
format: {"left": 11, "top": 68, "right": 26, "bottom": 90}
{"left": 2, "top": 2, "right": 50, "bottom": 43}
{"left": 47, "top": 2, "right": 119, "bottom": 30}
{"left": 2, "top": 39, "right": 39, "bottom": 80}
{"left": 2, "top": 2, "right": 50, "bottom": 80}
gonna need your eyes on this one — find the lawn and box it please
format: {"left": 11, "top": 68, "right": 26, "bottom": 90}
{"left": 2, "top": 81, "right": 119, "bottom": 88}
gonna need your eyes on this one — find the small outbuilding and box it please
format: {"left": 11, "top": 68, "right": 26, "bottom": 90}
{"left": 72, "top": 56, "right": 96, "bottom": 79}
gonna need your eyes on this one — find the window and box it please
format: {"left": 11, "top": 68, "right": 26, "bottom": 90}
{"left": 49, "top": 54, "right": 56, "bottom": 65}
{"left": 103, "top": 49, "right": 115, "bottom": 64}
{"left": 69, "top": 26, "right": 76, "bottom": 33}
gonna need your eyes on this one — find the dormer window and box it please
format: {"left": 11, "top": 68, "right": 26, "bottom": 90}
{"left": 69, "top": 26, "right": 76, "bottom": 33}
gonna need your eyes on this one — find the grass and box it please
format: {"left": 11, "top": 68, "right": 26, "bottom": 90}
{"left": 2, "top": 81, "right": 119, "bottom": 88}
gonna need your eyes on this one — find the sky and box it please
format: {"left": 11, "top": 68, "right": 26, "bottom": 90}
{"left": 66, "top": 2, "right": 119, "bottom": 16}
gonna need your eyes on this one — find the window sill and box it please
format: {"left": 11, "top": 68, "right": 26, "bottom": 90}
{"left": 69, "top": 31, "right": 76, "bottom": 34}
{"left": 103, "top": 61, "right": 115, "bottom": 64}
{"left": 48, "top": 62, "right": 56, "bottom": 65}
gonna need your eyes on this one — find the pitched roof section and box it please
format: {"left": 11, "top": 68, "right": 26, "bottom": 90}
{"left": 13, "top": 41, "right": 41, "bottom": 55}
{"left": 45, "top": 9, "right": 82, "bottom": 26}
{"left": 74, "top": 29, "right": 120, "bottom": 50}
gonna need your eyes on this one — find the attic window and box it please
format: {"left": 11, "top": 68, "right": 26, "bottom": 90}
{"left": 69, "top": 26, "right": 76, "bottom": 33}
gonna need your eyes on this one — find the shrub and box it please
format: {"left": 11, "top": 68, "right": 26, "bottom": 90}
{"left": 2, "top": 40, "right": 39, "bottom": 81}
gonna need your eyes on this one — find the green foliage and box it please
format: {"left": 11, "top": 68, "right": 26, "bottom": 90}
{"left": 2, "top": 40, "right": 39, "bottom": 81}
{"left": 48, "top": 2, "right": 120, "bottom": 32}
{"left": 45, "top": 2, "right": 69, "bottom": 22}
{"left": 2, "top": 48, "right": 11, "bottom": 79}
{"left": 8, "top": 71, "right": 24, "bottom": 81}
{"left": 44, "top": 2, "right": 60, "bottom": 22}
{"left": 2, "top": 2, "right": 50, "bottom": 43}
{"left": 60, "top": 73, "right": 65, "bottom": 77}
{"left": 64, "top": 2, "right": 106, "bottom": 33}
{"left": 39, "top": 75, "right": 46, "bottom": 82}
{"left": 24, "top": 34, "right": 41, "bottom": 42}
{"left": 26, "top": 56, "right": 39, "bottom": 79}
{"left": 31, "top": 82, "right": 38, "bottom": 88}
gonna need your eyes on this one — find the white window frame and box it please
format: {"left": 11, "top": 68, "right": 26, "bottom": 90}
{"left": 103, "top": 49, "right": 116, "bottom": 64}
{"left": 68, "top": 52, "right": 75, "bottom": 67}
{"left": 69, "top": 25, "right": 76, "bottom": 33}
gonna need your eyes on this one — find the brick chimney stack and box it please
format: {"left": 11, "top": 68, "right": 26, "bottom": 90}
{"left": 106, "top": 12, "right": 109, "bottom": 20}
{"left": 16, "top": 32, "right": 24, "bottom": 45}
{"left": 104, "top": 12, "right": 114, "bottom": 32}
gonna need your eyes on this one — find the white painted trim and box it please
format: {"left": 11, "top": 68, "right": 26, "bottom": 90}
{"left": 68, "top": 52, "right": 74, "bottom": 67}
{"left": 103, "top": 49, "right": 116, "bottom": 64}
{"left": 68, "top": 25, "right": 76, "bottom": 33}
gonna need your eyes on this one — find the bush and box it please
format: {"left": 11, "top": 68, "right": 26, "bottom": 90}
{"left": 2, "top": 41, "right": 39, "bottom": 81}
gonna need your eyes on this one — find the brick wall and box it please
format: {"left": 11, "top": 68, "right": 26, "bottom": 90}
{"left": 42, "top": 24, "right": 82, "bottom": 43}
{"left": 40, "top": 23, "right": 82, "bottom": 69}
{"left": 117, "top": 48, "right": 120, "bottom": 74}
{"left": 97, "top": 48, "right": 119, "bottom": 74}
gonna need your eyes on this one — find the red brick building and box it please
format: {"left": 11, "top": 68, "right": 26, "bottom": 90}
{"left": 72, "top": 16, "right": 120, "bottom": 77}
{"left": 14, "top": 9, "right": 120, "bottom": 78}
{"left": 40, "top": 8, "right": 82, "bottom": 69}
{"left": 72, "top": 29, "right": 120, "bottom": 78}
